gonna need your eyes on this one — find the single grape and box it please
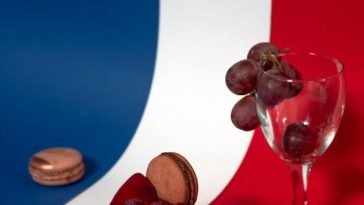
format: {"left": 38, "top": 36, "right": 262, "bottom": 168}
{"left": 256, "top": 69, "right": 289, "bottom": 108}
{"left": 225, "top": 59, "right": 259, "bottom": 95}
{"left": 282, "top": 123, "right": 319, "bottom": 158}
{"left": 231, "top": 95, "right": 259, "bottom": 131}
{"left": 276, "top": 61, "right": 303, "bottom": 98}
{"left": 247, "top": 42, "right": 280, "bottom": 70}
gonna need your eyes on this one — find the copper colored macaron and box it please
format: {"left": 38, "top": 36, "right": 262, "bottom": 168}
{"left": 28, "top": 147, "right": 85, "bottom": 186}
{"left": 146, "top": 152, "right": 198, "bottom": 205}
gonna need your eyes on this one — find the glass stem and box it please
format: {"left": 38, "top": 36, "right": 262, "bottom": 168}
{"left": 288, "top": 162, "right": 312, "bottom": 205}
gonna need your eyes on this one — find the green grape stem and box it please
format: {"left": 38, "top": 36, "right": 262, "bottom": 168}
{"left": 259, "top": 47, "right": 291, "bottom": 73}
{"left": 265, "top": 51, "right": 282, "bottom": 71}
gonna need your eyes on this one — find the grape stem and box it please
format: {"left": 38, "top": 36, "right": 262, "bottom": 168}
{"left": 265, "top": 51, "right": 282, "bottom": 71}
{"left": 259, "top": 47, "right": 291, "bottom": 72}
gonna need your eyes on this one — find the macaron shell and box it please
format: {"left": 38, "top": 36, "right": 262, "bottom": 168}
{"left": 29, "top": 163, "right": 85, "bottom": 186}
{"left": 28, "top": 147, "right": 85, "bottom": 186}
{"left": 146, "top": 152, "right": 198, "bottom": 205}
{"left": 169, "top": 152, "right": 198, "bottom": 204}
{"left": 30, "top": 147, "right": 82, "bottom": 171}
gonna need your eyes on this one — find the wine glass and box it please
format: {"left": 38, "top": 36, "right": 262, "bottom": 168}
{"left": 255, "top": 52, "right": 345, "bottom": 205}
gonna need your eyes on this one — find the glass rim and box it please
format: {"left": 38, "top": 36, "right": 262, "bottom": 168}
{"left": 259, "top": 51, "right": 344, "bottom": 83}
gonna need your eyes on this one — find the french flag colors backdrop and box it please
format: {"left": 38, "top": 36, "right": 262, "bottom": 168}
{"left": 1, "top": 0, "right": 363, "bottom": 205}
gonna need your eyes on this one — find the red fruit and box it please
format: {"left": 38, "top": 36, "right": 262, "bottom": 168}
{"left": 225, "top": 59, "right": 259, "bottom": 95}
{"left": 110, "top": 173, "right": 158, "bottom": 205}
{"left": 231, "top": 95, "right": 260, "bottom": 131}
{"left": 150, "top": 201, "right": 168, "bottom": 205}
{"left": 247, "top": 42, "right": 280, "bottom": 70}
{"left": 123, "top": 199, "right": 145, "bottom": 205}
{"left": 272, "top": 61, "right": 303, "bottom": 98}
{"left": 282, "top": 123, "right": 319, "bottom": 158}
{"left": 256, "top": 68, "right": 289, "bottom": 108}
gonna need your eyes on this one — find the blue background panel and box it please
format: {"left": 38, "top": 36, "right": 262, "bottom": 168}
{"left": 0, "top": 0, "right": 158, "bottom": 204}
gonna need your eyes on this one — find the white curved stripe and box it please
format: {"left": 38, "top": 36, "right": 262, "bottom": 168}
{"left": 68, "top": 0, "right": 271, "bottom": 204}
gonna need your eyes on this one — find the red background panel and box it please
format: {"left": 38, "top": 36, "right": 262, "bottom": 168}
{"left": 213, "top": 0, "right": 364, "bottom": 204}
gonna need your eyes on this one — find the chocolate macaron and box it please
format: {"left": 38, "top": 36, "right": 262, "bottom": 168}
{"left": 28, "top": 147, "right": 85, "bottom": 186}
{"left": 146, "top": 152, "right": 198, "bottom": 205}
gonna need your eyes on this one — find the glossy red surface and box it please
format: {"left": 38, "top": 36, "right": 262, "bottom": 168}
{"left": 110, "top": 173, "right": 157, "bottom": 205}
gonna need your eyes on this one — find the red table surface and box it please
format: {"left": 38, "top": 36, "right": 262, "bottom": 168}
{"left": 212, "top": 0, "right": 364, "bottom": 204}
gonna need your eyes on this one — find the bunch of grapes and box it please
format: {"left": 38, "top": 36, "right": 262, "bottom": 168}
{"left": 225, "top": 42, "right": 302, "bottom": 131}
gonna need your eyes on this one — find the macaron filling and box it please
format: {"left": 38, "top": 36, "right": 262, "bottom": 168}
{"left": 161, "top": 153, "right": 196, "bottom": 205}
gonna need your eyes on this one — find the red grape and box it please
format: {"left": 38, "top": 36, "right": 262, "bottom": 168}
{"left": 282, "top": 123, "right": 319, "bottom": 158}
{"left": 231, "top": 95, "right": 259, "bottom": 131}
{"left": 226, "top": 42, "right": 303, "bottom": 132}
{"left": 256, "top": 69, "right": 289, "bottom": 108}
{"left": 247, "top": 42, "right": 279, "bottom": 70}
{"left": 274, "top": 61, "right": 303, "bottom": 98}
{"left": 225, "top": 59, "right": 259, "bottom": 95}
